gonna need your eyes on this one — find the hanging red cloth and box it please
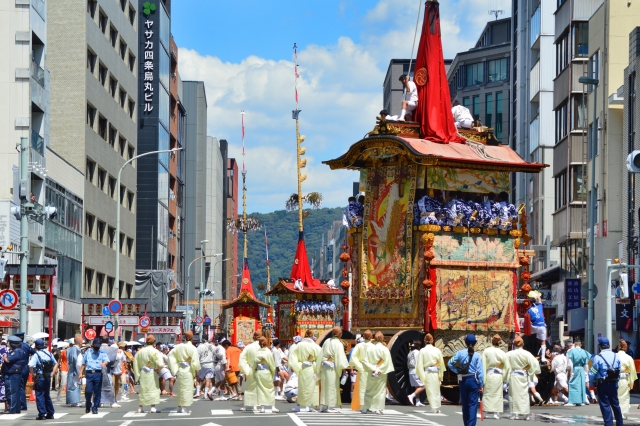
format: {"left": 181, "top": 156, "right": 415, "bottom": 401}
{"left": 290, "top": 232, "right": 319, "bottom": 289}
{"left": 239, "top": 258, "right": 256, "bottom": 297}
{"left": 413, "top": 1, "right": 466, "bottom": 143}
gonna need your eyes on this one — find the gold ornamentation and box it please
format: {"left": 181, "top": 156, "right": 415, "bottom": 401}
{"left": 483, "top": 228, "right": 498, "bottom": 235}
{"left": 470, "top": 227, "right": 481, "bottom": 234}
{"left": 421, "top": 233, "right": 435, "bottom": 246}
{"left": 415, "top": 67, "right": 427, "bottom": 86}
{"left": 453, "top": 226, "right": 468, "bottom": 233}
{"left": 443, "top": 226, "right": 452, "bottom": 232}
{"left": 368, "top": 116, "right": 402, "bottom": 136}
{"left": 499, "top": 230, "right": 508, "bottom": 235}
{"left": 414, "top": 224, "right": 441, "bottom": 232}
{"left": 514, "top": 238, "right": 521, "bottom": 249}
{"left": 510, "top": 230, "right": 522, "bottom": 237}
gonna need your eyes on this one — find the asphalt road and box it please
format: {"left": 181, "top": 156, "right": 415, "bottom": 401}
{"left": 3, "top": 392, "right": 640, "bottom": 425}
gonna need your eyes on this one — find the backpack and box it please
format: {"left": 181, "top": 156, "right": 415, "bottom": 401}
{"left": 457, "top": 353, "right": 475, "bottom": 375}
{"left": 36, "top": 351, "right": 55, "bottom": 376}
{"left": 598, "top": 354, "right": 621, "bottom": 383}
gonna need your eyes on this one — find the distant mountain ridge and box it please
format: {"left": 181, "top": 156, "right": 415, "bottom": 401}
{"left": 242, "top": 207, "right": 344, "bottom": 301}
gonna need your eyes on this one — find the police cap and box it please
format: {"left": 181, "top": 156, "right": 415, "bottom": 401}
{"left": 92, "top": 337, "right": 102, "bottom": 348}
{"left": 598, "top": 337, "right": 610, "bottom": 347}
{"left": 35, "top": 339, "right": 46, "bottom": 349}
{"left": 8, "top": 336, "right": 21, "bottom": 345}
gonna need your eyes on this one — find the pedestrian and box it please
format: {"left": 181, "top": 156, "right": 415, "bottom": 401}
{"left": 271, "top": 339, "right": 288, "bottom": 400}
{"left": 617, "top": 340, "right": 636, "bottom": 419}
{"left": 2, "top": 336, "right": 27, "bottom": 414}
{"left": 481, "top": 334, "right": 507, "bottom": 419}
{"left": 349, "top": 330, "right": 372, "bottom": 411}
{"left": 318, "top": 326, "right": 349, "bottom": 413}
{"left": 505, "top": 335, "right": 541, "bottom": 420}
{"left": 168, "top": 331, "right": 200, "bottom": 414}
{"left": 79, "top": 337, "right": 110, "bottom": 414}
{"left": 289, "top": 329, "right": 321, "bottom": 413}
{"left": 29, "top": 338, "right": 58, "bottom": 420}
{"left": 56, "top": 343, "right": 68, "bottom": 403}
{"left": 99, "top": 336, "right": 119, "bottom": 408}
{"left": 567, "top": 339, "right": 590, "bottom": 406}
{"left": 133, "top": 335, "right": 163, "bottom": 414}
{"left": 13, "top": 332, "right": 35, "bottom": 411}
{"left": 221, "top": 339, "right": 241, "bottom": 400}
{"left": 158, "top": 345, "right": 174, "bottom": 397}
{"left": 113, "top": 342, "right": 127, "bottom": 399}
{"left": 211, "top": 339, "right": 227, "bottom": 399}
{"left": 406, "top": 340, "right": 426, "bottom": 407}
{"left": 415, "top": 333, "right": 445, "bottom": 412}
{"left": 239, "top": 331, "right": 263, "bottom": 412}
{"left": 195, "top": 336, "right": 213, "bottom": 399}
{"left": 254, "top": 336, "right": 279, "bottom": 413}
{"left": 589, "top": 337, "right": 623, "bottom": 426}
{"left": 65, "top": 336, "right": 83, "bottom": 407}
{"left": 448, "top": 334, "right": 484, "bottom": 426}
{"left": 549, "top": 346, "right": 570, "bottom": 404}
{"left": 526, "top": 291, "right": 548, "bottom": 361}
{"left": 0, "top": 339, "right": 8, "bottom": 412}
{"left": 361, "top": 332, "right": 394, "bottom": 415}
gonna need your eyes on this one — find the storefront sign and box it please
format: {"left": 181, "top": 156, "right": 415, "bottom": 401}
{"left": 565, "top": 278, "right": 581, "bottom": 312}
{"left": 87, "top": 315, "right": 139, "bottom": 326}
{"left": 142, "top": 7, "right": 155, "bottom": 113}
{"left": 138, "top": 325, "right": 180, "bottom": 334}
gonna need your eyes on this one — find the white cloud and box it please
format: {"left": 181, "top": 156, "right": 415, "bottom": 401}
{"left": 178, "top": 0, "right": 510, "bottom": 213}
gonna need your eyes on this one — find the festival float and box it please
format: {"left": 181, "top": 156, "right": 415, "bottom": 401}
{"left": 322, "top": 0, "right": 548, "bottom": 404}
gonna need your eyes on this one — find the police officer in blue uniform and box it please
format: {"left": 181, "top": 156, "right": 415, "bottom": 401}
{"left": 79, "top": 337, "right": 110, "bottom": 414}
{"left": 2, "top": 336, "right": 27, "bottom": 414}
{"left": 589, "top": 337, "right": 623, "bottom": 426}
{"left": 448, "top": 334, "right": 485, "bottom": 426}
{"left": 29, "top": 339, "right": 58, "bottom": 420}
{"left": 14, "top": 331, "right": 36, "bottom": 410}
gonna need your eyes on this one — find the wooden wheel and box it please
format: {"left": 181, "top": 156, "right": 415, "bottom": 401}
{"left": 386, "top": 329, "right": 425, "bottom": 405}
{"left": 317, "top": 329, "right": 356, "bottom": 347}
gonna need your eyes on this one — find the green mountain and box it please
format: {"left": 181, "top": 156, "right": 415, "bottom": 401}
{"left": 242, "top": 207, "right": 344, "bottom": 301}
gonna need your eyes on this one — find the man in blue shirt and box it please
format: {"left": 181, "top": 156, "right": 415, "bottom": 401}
{"left": 29, "top": 339, "right": 58, "bottom": 420}
{"left": 79, "top": 337, "right": 110, "bottom": 414}
{"left": 526, "top": 291, "right": 548, "bottom": 362}
{"left": 589, "top": 337, "right": 623, "bottom": 426}
{"left": 2, "top": 336, "right": 27, "bottom": 414}
{"left": 14, "top": 332, "right": 36, "bottom": 410}
{"left": 448, "top": 334, "right": 484, "bottom": 426}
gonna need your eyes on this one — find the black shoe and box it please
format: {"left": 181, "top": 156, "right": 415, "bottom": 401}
{"left": 46, "top": 414, "right": 55, "bottom": 419}
{"left": 86, "top": 408, "right": 90, "bottom": 413}
{"left": 92, "top": 410, "right": 98, "bottom": 414}
{"left": 36, "top": 416, "right": 46, "bottom": 420}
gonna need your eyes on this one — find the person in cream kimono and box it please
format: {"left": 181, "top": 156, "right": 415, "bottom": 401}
{"left": 505, "top": 336, "right": 541, "bottom": 420}
{"left": 482, "top": 334, "right": 508, "bottom": 419}
{"left": 349, "top": 330, "right": 373, "bottom": 410}
{"left": 254, "top": 337, "right": 279, "bottom": 413}
{"left": 415, "top": 333, "right": 445, "bottom": 413}
{"left": 168, "top": 331, "right": 201, "bottom": 413}
{"left": 617, "top": 340, "right": 637, "bottom": 419}
{"left": 133, "top": 335, "right": 163, "bottom": 414}
{"left": 289, "top": 330, "right": 321, "bottom": 413}
{"left": 239, "top": 331, "right": 263, "bottom": 412}
{"left": 361, "top": 332, "right": 395, "bottom": 415}
{"left": 318, "top": 327, "right": 349, "bottom": 413}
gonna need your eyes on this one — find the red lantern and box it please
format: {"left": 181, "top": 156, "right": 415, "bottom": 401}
{"left": 520, "top": 283, "right": 532, "bottom": 293}
{"left": 519, "top": 256, "right": 530, "bottom": 266}
{"left": 341, "top": 296, "right": 349, "bottom": 307}
{"left": 520, "top": 271, "right": 531, "bottom": 281}
{"left": 342, "top": 269, "right": 349, "bottom": 278}
{"left": 422, "top": 279, "right": 434, "bottom": 289}
{"left": 340, "top": 252, "right": 351, "bottom": 263}
{"left": 522, "top": 299, "right": 531, "bottom": 309}
{"left": 340, "top": 280, "right": 350, "bottom": 290}
{"left": 423, "top": 249, "right": 435, "bottom": 261}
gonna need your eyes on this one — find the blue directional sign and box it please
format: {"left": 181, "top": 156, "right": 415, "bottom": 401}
{"left": 102, "top": 306, "right": 111, "bottom": 316}
{"left": 632, "top": 282, "right": 640, "bottom": 295}
{"left": 104, "top": 321, "right": 113, "bottom": 332}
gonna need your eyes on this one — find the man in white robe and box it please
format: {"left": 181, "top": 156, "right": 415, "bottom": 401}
{"left": 133, "top": 335, "right": 163, "bottom": 413}
{"left": 481, "top": 334, "right": 508, "bottom": 419}
{"left": 618, "top": 340, "right": 637, "bottom": 418}
{"left": 361, "top": 332, "right": 394, "bottom": 415}
{"left": 415, "top": 333, "right": 445, "bottom": 413}
{"left": 349, "top": 330, "right": 372, "bottom": 410}
{"left": 505, "top": 336, "right": 541, "bottom": 420}
{"left": 317, "top": 326, "right": 349, "bottom": 413}
{"left": 168, "top": 331, "right": 201, "bottom": 413}
{"left": 289, "top": 330, "right": 321, "bottom": 412}
{"left": 239, "top": 331, "right": 262, "bottom": 411}
{"left": 549, "top": 346, "right": 570, "bottom": 404}
{"left": 254, "top": 337, "right": 279, "bottom": 413}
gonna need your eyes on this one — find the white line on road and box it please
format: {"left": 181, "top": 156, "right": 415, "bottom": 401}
{"left": 81, "top": 411, "right": 109, "bottom": 418}
{"left": 119, "top": 421, "right": 132, "bottom": 426}
{"left": 288, "top": 413, "right": 307, "bottom": 426}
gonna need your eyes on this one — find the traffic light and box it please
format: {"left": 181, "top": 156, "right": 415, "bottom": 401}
{"left": 44, "top": 206, "right": 57, "bottom": 220}
{"left": 626, "top": 150, "right": 640, "bottom": 172}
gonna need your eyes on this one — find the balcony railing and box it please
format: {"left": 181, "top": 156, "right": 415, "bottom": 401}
{"left": 31, "top": 130, "right": 44, "bottom": 156}
{"left": 31, "top": 60, "right": 45, "bottom": 87}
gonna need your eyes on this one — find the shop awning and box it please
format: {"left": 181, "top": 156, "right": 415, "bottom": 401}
{"left": 5, "top": 264, "right": 56, "bottom": 276}
{"left": 529, "top": 264, "right": 566, "bottom": 284}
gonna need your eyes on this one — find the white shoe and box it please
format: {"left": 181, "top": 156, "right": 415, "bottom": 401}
{"left": 111, "top": 403, "right": 121, "bottom": 408}
{"left": 240, "top": 407, "right": 247, "bottom": 412}
{"left": 524, "top": 415, "right": 530, "bottom": 421}
{"left": 493, "top": 413, "right": 499, "bottom": 419}
{"left": 407, "top": 394, "right": 415, "bottom": 406}
{"left": 415, "top": 401, "right": 426, "bottom": 407}
{"left": 327, "top": 408, "right": 339, "bottom": 413}
{"left": 259, "top": 407, "right": 265, "bottom": 413}
{"left": 136, "top": 408, "right": 145, "bottom": 414}
{"left": 292, "top": 406, "right": 301, "bottom": 412}
{"left": 360, "top": 409, "right": 368, "bottom": 414}
{"left": 121, "top": 395, "right": 130, "bottom": 401}
{"left": 319, "top": 405, "right": 328, "bottom": 413}
{"left": 150, "top": 407, "right": 159, "bottom": 413}
{"left": 272, "top": 406, "right": 280, "bottom": 413}
{"left": 177, "top": 408, "right": 191, "bottom": 414}
{"left": 564, "top": 403, "right": 575, "bottom": 407}
{"left": 373, "top": 410, "right": 383, "bottom": 415}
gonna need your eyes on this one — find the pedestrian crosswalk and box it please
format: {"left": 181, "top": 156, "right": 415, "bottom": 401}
{"left": 289, "top": 409, "right": 446, "bottom": 426}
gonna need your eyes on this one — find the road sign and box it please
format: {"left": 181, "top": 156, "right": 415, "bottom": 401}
{"left": 87, "top": 316, "right": 139, "bottom": 326}
{"left": 194, "top": 325, "right": 202, "bottom": 333}
{"left": 139, "top": 316, "right": 151, "bottom": 328}
{"left": 85, "top": 328, "right": 96, "bottom": 340}
{"left": 104, "top": 321, "right": 113, "bottom": 332}
{"left": 175, "top": 305, "right": 194, "bottom": 312}
{"left": 0, "top": 289, "right": 18, "bottom": 310}
{"left": 632, "top": 282, "right": 640, "bottom": 294}
{"left": 102, "top": 306, "right": 111, "bottom": 316}
{"left": 195, "top": 316, "right": 204, "bottom": 325}
{"left": 108, "top": 300, "right": 123, "bottom": 315}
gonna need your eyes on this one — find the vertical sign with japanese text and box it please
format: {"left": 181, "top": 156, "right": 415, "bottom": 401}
{"left": 141, "top": 1, "right": 156, "bottom": 114}
{"left": 616, "top": 298, "right": 633, "bottom": 331}
{"left": 564, "top": 278, "right": 581, "bottom": 312}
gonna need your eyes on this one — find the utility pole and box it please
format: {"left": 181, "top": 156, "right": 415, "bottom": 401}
{"left": 19, "top": 136, "right": 29, "bottom": 333}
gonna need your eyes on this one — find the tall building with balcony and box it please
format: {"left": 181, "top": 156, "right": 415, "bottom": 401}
{"left": 510, "top": 0, "right": 559, "bottom": 285}
{"left": 225, "top": 158, "right": 239, "bottom": 299}
{"left": 447, "top": 18, "right": 512, "bottom": 145}
{"left": 48, "top": 0, "right": 139, "bottom": 299}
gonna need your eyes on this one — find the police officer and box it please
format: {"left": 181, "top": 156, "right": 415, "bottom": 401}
{"left": 29, "top": 339, "right": 58, "bottom": 420}
{"left": 14, "top": 331, "right": 36, "bottom": 410}
{"left": 448, "top": 334, "right": 485, "bottom": 426}
{"left": 2, "top": 336, "right": 27, "bottom": 414}
{"left": 589, "top": 337, "right": 624, "bottom": 426}
{"left": 79, "top": 337, "right": 110, "bottom": 414}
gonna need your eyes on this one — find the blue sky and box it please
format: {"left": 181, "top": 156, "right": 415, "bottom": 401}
{"left": 172, "top": 0, "right": 510, "bottom": 213}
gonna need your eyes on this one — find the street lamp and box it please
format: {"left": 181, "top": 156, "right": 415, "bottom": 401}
{"left": 227, "top": 273, "right": 240, "bottom": 298}
{"left": 579, "top": 75, "right": 599, "bottom": 353}
{"left": 186, "top": 254, "right": 221, "bottom": 329}
{"left": 114, "top": 147, "right": 184, "bottom": 340}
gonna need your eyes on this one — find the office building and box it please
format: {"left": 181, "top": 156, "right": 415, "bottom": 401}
{"left": 48, "top": 0, "right": 139, "bottom": 299}
{"left": 447, "top": 18, "right": 512, "bottom": 145}
{"left": 225, "top": 158, "right": 239, "bottom": 299}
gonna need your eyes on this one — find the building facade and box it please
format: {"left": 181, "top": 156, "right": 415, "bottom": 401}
{"left": 447, "top": 18, "right": 511, "bottom": 146}
{"left": 225, "top": 158, "right": 239, "bottom": 299}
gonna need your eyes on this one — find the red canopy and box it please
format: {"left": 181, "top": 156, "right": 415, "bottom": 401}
{"left": 413, "top": 1, "right": 465, "bottom": 144}
{"left": 290, "top": 232, "right": 319, "bottom": 289}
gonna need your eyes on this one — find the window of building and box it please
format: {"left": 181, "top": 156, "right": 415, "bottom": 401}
{"left": 108, "top": 124, "right": 116, "bottom": 148}
{"left": 488, "top": 58, "right": 508, "bottom": 82}
{"left": 98, "top": 62, "right": 107, "bottom": 86}
{"left": 96, "top": 273, "right": 105, "bottom": 295}
{"left": 466, "top": 63, "right": 484, "bottom": 86}
{"left": 119, "top": 88, "right": 126, "bottom": 108}
{"left": 97, "top": 220, "right": 106, "bottom": 243}
{"left": 556, "top": 32, "right": 569, "bottom": 76}
{"left": 97, "top": 167, "right": 106, "bottom": 191}
{"left": 555, "top": 102, "right": 568, "bottom": 143}
{"left": 98, "top": 116, "right": 107, "bottom": 140}
{"left": 588, "top": 117, "right": 600, "bottom": 159}
{"left": 85, "top": 213, "right": 95, "bottom": 237}
{"left": 571, "top": 165, "right": 586, "bottom": 201}
{"left": 572, "top": 94, "right": 587, "bottom": 130}
{"left": 472, "top": 95, "right": 480, "bottom": 121}
{"left": 98, "top": 10, "right": 107, "bottom": 34}
{"left": 87, "top": 1, "right": 97, "bottom": 19}
{"left": 128, "top": 98, "right": 135, "bottom": 118}
{"left": 108, "top": 226, "right": 116, "bottom": 249}
{"left": 84, "top": 268, "right": 94, "bottom": 293}
{"left": 126, "top": 283, "right": 133, "bottom": 298}
{"left": 120, "top": 0, "right": 126, "bottom": 12}
{"left": 555, "top": 170, "right": 567, "bottom": 211}
{"left": 86, "top": 104, "right": 96, "bottom": 128}
{"left": 109, "top": 25, "right": 118, "bottom": 48}
{"left": 574, "top": 22, "right": 588, "bottom": 57}
{"left": 589, "top": 51, "right": 600, "bottom": 92}
{"left": 118, "top": 136, "right": 126, "bottom": 156}
{"left": 108, "top": 175, "right": 116, "bottom": 198}
{"left": 127, "top": 190, "right": 134, "bottom": 211}
{"left": 485, "top": 93, "right": 493, "bottom": 128}
{"left": 87, "top": 49, "right": 97, "bottom": 73}
{"left": 462, "top": 97, "right": 470, "bottom": 110}
{"left": 119, "top": 39, "right": 127, "bottom": 61}
{"left": 128, "top": 52, "right": 136, "bottom": 73}
{"left": 109, "top": 76, "right": 117, "bottom": 98}
{"left": 119, "top": 184, "right": 126, "bottom": 205}
{"left": 119, "top": 232, "right": 125, "bottom": 253}
{"left": 127, "top": 145, "right": 135, "bottom": 162}
{"left": 127, "top": 237, "right": 134, "bottom": 258}
{"left": 86, "top": 158, "right": 96, "bottom": 182}
{"left": 108, "top": 277, "right": 115, "bottom": 298}
{"left": 129, "top": 5, "right": 136, "bottom": 26}
{"left": 495, "top": 92, "right": 503, "bottom": 140}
